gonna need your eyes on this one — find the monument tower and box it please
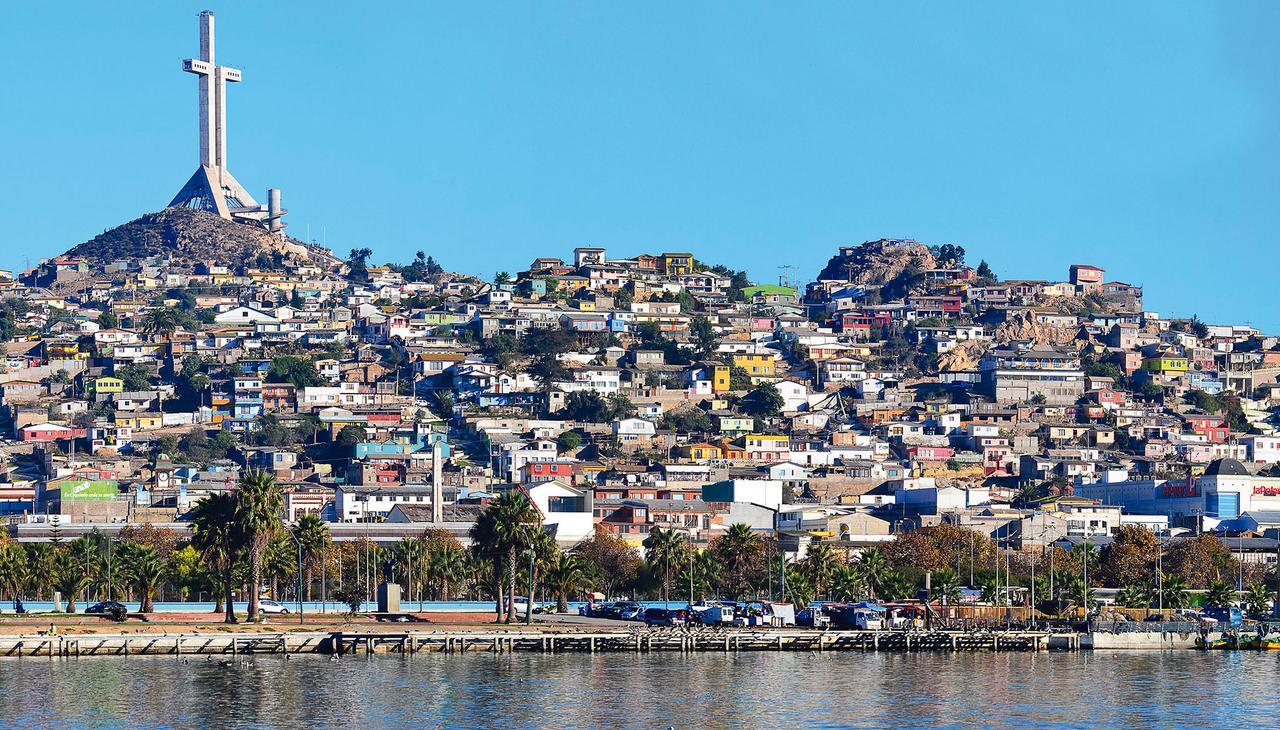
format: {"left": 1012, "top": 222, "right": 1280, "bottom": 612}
{"left": 169, "top": 10, "right": 286, "bottom": 233}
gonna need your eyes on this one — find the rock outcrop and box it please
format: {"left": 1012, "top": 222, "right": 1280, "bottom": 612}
{"left": 65, "top": 208, "right": 332, "bottom": 268}
{"left": 815, "top": 239, "right": 938, "bottom": 285}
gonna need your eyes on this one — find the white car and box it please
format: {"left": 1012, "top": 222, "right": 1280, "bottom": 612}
{"left": 258, "top": 598, "right": 291, "bottom": 615}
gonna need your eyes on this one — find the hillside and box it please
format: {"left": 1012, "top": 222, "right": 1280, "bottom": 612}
{"left": 65, "top": 208, "right": 332, "bottom": 267}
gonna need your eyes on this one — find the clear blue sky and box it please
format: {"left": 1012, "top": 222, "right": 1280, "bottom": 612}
{"left": 3, "top": 2, "right": 1277, "bottom": 329}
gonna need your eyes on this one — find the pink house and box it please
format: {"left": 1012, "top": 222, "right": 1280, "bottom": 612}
{"left": 20, "top": 423, "right": 87, "bottom": 442}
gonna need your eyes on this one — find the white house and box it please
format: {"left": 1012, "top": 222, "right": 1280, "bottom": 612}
{"left": 613, "top": 417, "right": 657, "bottom": 445}
{"left": 526, "top": 481, "right": 594, "bottom": 545}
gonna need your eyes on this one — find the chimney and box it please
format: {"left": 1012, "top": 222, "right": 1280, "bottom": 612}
{"left": 432, "top": 438, "right": 443, "bottom": 524}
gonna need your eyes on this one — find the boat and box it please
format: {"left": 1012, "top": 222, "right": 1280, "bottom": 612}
{"left": 1195, "top": 634, "right": 1238, "bottom": 650}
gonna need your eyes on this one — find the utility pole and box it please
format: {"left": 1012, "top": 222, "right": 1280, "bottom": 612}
{"left": 526, "top": 549, "right": 535, "bottom": 626}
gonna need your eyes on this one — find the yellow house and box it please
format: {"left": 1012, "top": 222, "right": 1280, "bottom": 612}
{"left": 88, "top": 377, "right": 124, "bottom": 395}
{"left": 116, "top": 413, "right": 163, "bottom": 431}
{"left": 661, "top": 253, "right": 694, "bottom": 276}
{"left": 711, "top": 364, "right": 730, "bottom": 393}
{"left": 732, "top": 353, "right": 776, "bottom": 379}
{"left": 675, "top": 443, "right": 722, "bottom": 462}
{"left": 1142, "top": 356, "right": 1188, "bottom": 375}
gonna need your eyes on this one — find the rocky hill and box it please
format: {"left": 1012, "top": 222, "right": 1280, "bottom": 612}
{"left": 815, "top": 239, "right": 939, "bottom": 285}
{"left": 65, "top": 208, "right": 332, "bottom": 267}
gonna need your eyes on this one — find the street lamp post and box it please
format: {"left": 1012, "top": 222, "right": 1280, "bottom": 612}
{"left": 285, "top": 526, "right": 304, "bottom": 625}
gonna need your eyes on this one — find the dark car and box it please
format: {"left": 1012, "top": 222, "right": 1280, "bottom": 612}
{"left": 85, "top": 601, "right": 128, "bottom": 620}
{"left": 642, "top": 608, "right": 688, "bottom": 627}
{"left": 85, "top": 601, "right": 126, "bottom": 615}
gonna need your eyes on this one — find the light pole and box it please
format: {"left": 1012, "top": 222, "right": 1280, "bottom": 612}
{"left": 526, "top": 549, "right": 535, "bottom": 626}
{"left": 285, "top": 525, "right": 304, "bottom": 625}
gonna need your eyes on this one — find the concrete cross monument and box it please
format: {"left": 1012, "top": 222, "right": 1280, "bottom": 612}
{"left": 169, "top": 10, "right": 286, "bottom": 233}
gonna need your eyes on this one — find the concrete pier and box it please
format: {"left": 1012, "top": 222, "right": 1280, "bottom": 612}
{"left": 0, "top": 628, "right": 1067, "bottom": 658}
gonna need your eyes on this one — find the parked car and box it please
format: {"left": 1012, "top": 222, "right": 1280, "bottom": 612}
{"left": 85, "top": 601, "right": 127, "bottom": 616}
{"left": 581, "top": 602, "right": 614, "bottom": 617}
{"left": 607, "top": 601, "right": 642, "bottom": 620}
{"left": 257, "top": 598, "right": 290, "bottom": 615}
{"left": 512, "top": 599, "right": 545, "bottom": 617}
{"left": 618, "top": 605, "right": 645, "bottom": 621}
{"left": 642, "top": 608, "right": 688, "bottom": 627}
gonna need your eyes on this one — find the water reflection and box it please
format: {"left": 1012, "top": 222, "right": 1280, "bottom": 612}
{"left": 0, "top": 651, "right": 1273, "bottom": 728}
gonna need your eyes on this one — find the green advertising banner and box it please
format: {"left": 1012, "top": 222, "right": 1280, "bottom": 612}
{"left": 61, "top": 480, "right": 119, "bottom": 501}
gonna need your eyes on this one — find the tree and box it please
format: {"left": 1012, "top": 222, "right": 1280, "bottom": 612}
{"left": 54, "top": 545, "right": 91, "bottom": 613}
{"left": 802, "top": 539, "right": 841, "bottom": 600}
{"left": 469, "top": 492, "right": 540, "bottom": 623}
{"left": 857, "top": 546, "right": 894, "bottom": 598}
{"left": 119, "top": 543, "right": 167, "bottom": 613}
{"left": 556, "top": 430, "right": 583, "bottom": 453}
{"left": 96, "top": 311, "right": 119, "bottom": 329}
{"left": 142, "top": 307, "right": 184, "bottom": 340}
{"left": 643, "top": 527, "right": 688, "bottom": 603}
{"left": 930, "top": 568, "right": 962, "bottom": 605}
{"left": 1161, "top": 574, "right": 1190, "bottom": 609}
{"left": 574, "top": 527, "right": 641, "bottom": 599}
{"left": 494, "top": 271, "right": 511, "bottom": 285}
{"left": 741, "top": 383, "right": 785, "bottom": 418}
{"left": 544, "top": 553, "right": 589, "bottom": 613}
{"left": 267, "top": 356, "right": 324, "bottom": 388}
{"left": 661, "top": 408, "right": 713, "bottom": 433}
{"left": 1244, "top": 583, "right": 1271, "bottom": 618}
{"left": 689, "top": 315, "right": 717, "bottom": 357}
{"left": 1163, "top": 535, "right": 1237, "bottom": 588}
{"left": 1115, "top": 583, "right": 1152, "bottom": 609}
{"left": 190, "top": 493, "right": 238, "bottom": 622}
{"left": 709, "top": 523, "right": 763, "bottom": 599}
{"left": 1204, "top": 579, "right": 1236, "bottom": 608}
{"left": 292, "top": 515, "right": 331, "bottom": 602}
{"left": 830, "top": 565, "right": 868, "bottom": 602}
{"left": 115, "top": 363, "right": 155, "bottom": 392}
{"left": 336, "top": 425, "right": 368, "bottom": 449}
{"left": 233, "top": 470, "right": 284, "bottom": 622}
{"left": 1098, "top": 525, "right": 1161, "bottom": 588}
{"left": 0, "top": 544, "right": 28, "bottom": 606}
{"left": 975, "top": 260, "right": 996, "bottom": 281}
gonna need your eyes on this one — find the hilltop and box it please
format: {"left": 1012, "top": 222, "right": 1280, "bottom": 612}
{"left": 64, "top": 208, "right": 333, "bottom": 268}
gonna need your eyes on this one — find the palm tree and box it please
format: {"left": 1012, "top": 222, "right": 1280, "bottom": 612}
{"left": 879, "top": 570, "right": 916, "bottom": 602}
{"left": 1244, "top": 584, "right": 1271, "bottom": 618}
{"left": 263, "top": 534, "right": 296, "bottom": 600}
{"left": 803, "top": 539, "right": 840, "bottom": 600}
{"left": 930, "top": 568, "right": 962, "bottom": 605}
{"left": 783, "top": 565, "right": 814, "bottom": 607}
{"left": 143, "top": 307, "right": 183, "bottom": 340}
{"left": 292, "top": 514, "right": 330, "bottom": 601}
{"left": 1204, "top": 579, "right": 1236, "bottom": 608}
{"left": 23, "top": 543, "right": 55, "bottom": 600}
{"left": 856, "top": 547, "right": 892, "bottom": 598}
{"left": 677, "top": 549, "right": 718, "bottom": 603}
{"left": 394, "top": 539, "right": 426, "bottom": 603}
{"left": 428, "top": 543, "right": 468, "bottom": 600}
{"left": 190, "top": 493, "right": 238, "bottom": 622}
{"left": 469, "top": 492, "right": 540, "bottom": 623}
{"left": 717, "top": 523, "right": 762, "bottom": 599}
{"left": 830, "top": 564, "right": 867, "bottom": 602}
{"left": 545, "top": 553, "right": 589, "bottom": 613}
{"left": 0, "top": 544, "right": 29, "bottom": 607}
{"left": 979, "top": 577, "right": 1003, "bottom": 606}
{"left": 643, "top": 527, "right": 688, "bottom": 604}
{"left": 1116, "top": 583, "right": 1151, "bottom": 609}
{"left": 527, "top": 529, "right": 558, "bottom": 606}
{"left": 121, "top": 544, "right": 166, "bottom": 613}
{"left": 234, "top": 470, "right": 284, "bottom": 621}
{"left": 54, "top": 548, "right": 89, "bottom": 613}
{"left": 1162, "top": 574, "right": 1190, "bottom": 609}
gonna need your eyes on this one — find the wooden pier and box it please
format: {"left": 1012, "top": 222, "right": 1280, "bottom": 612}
{"left": 0, "top": 628, "right": 1065, "bottom": 658}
